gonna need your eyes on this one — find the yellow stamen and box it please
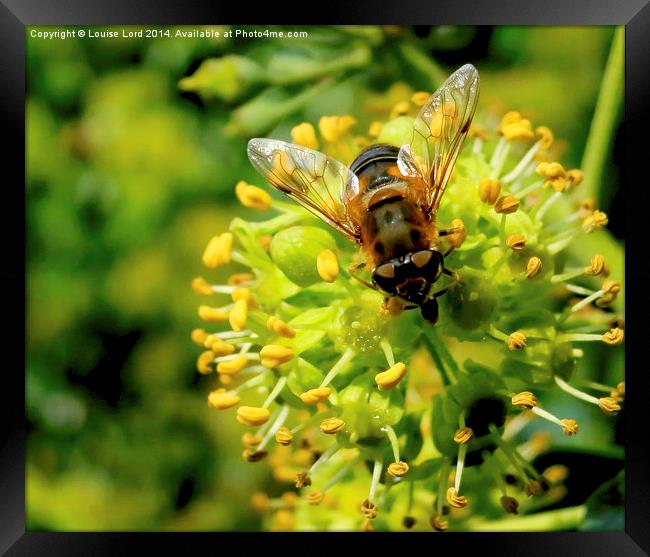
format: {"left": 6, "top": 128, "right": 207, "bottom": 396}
{"left": 566, "top": 169, "right": 584, "bottom": 186}
{"left": 242, "top": 432, "right": 262, "bottom": 448}
{"left": 430, "top": 514, "right": 449, "bottom": 531}
{"left": 368, "top": 121, "right": 384, "bottom": 138}
{"left": 411, "top": 91, "right": 430, "bottom": 106}
{"left": 494, "top": 195, "right": 519, "bottom": 214}
{"left": 507, "top": 331, "right": 527, "bottom": 350}
{"left": 217, "top": 354, "right": 249, "bottom": 375}
{"left": 260, "top": 344, "right": 294, "bottom": 368}
{"left": 320, "top": 417, "right": 346, "bottom": 434}
{"left": 266, "top": 316, "right": 296, "bottom": 339}
{"left": 236, "top": 406, "right": 271, "bottom": 426}
{"left": 232, "top": 287, "right": 252, "bottom": 303}
{"left": 526, "top": 256, "right": 542, "bottom": 279}
{"left": 235, "top": 180, "right": 272, "bottom": 211}
{"left": 295, "top": 472, "right": 312, "bottom": 488}
{"left": 208, "top": 339, "right": 237, "bottom": 357}
{"left": 561, "top": 419, "right": 579, "bottom": 436}
{"left": 502, "top": 119, "right": 534, "bottom": 141}
{"left": 585, "top": 254, "right": 606, "bottom": 276}
{"left": 543, "top": 464, "right": 569, "bottom": 484}
{"left": 192, "top": 276, "right": 214, "bottom": 296}
{"left": 318, "top": 115, "right": 357, "bottom": 142}
{"left": 453, "top": 427, "right": 474, "bottom": 444}
{"left": 387, "top": 461, "right": 409, "bottom": 477}
{"left": 536, "top": 161, "right": 566, "bottom": 179}
{"left": 242, "top": 448, "right": 267, "bottom": 462}
{"left": 275, "top": 426, "right": 294, "bottom": 445}
{"left": 535, "top": 126, "right": 554, "bottom": 150}
{"left": 198, "top": 305, "right": 229, "bottom": 323}
{"left": 390, "top": 100, "right": 410, "bottom": 119}
{"left": 446, "top": 219, "right": 467, "bottom": 249}
{"left": 598, "top": 397, "right": 621, "bottom": 415}
{"left": 506, "top": 234, "right": 526, "bottom": 251}
{"left": 602, "top": 327, "right": 624, "bottom": 345}
{"left": 196, "top": 351, "right": 215, "bottom": 374}
{"left": 374, "top": 362, "right": 407, "bottom": 390}
{"left": 251, "top": 492, "right": 270, "bottom": 513}
{"left": 317, "top": 249, "right": 339, "bottom": 283}
{"left": 299, "top": 387, "right": 331, "bottom": 405}
{"left": 191, "top": 328, "right": 208, "bottom": 346}
{"left": 511, "top": 391, "right": 537, "bottom": 409}
{"left": 582, "top": 210, "right": 608, "bottom": 233}
{"left": 202, "top": 232, "right": 234, "bottom": 268}
{"left": 229, "top": 299, "right": 248, "bottom": 332}
{"left": 478, "top": 178, "right": 501, "bottom": 205}
{"left": 446, "top": 487, "right": 468, "bottom": 508}
{"left": 208, "top": 388, "right": 241, "bottom": 410}
{"left": 291, "top": 122, "right": 319, "bottom": 150}
{"left": 360, "top": 499, "right": 378, "bottom": 519}
{"left": 306, "top": 491, "right": 325, "bottom": 505}
{"left": 596, "top": 280, "right": 621, "bottom": 308}
{"left": 228, "top": 272, "right": 255, "bottom": 286}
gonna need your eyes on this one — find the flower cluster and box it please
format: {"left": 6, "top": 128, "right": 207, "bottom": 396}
{"left": 191, "top": 94, "right": 624, "bottom": 531}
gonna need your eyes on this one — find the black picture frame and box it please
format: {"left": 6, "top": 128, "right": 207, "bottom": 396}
{"left": 3, "top": 1, "right": 648, "bottom": 554}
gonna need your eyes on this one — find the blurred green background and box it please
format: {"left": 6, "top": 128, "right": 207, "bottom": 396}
{"left": 26, "top": 25, "right": 621, "bottom": 531}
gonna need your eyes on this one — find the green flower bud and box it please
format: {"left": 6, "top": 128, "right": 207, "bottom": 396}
{"left": 178, "top": 55, "right": 265, "bottom": 102}
{"left": 270, "top": 226, "right": 337, "bottom": 288}
{"left": 376, "top": 116, "right": 415, "bottom": 147}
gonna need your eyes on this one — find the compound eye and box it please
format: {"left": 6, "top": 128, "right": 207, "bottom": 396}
{"left": 411, "top": 250, "right": 433, "bottom": 268}
{"left": 375, "top": 262, "right": 396, "bottom": 279}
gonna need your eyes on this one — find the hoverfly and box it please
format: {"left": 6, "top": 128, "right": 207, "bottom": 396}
{"left": 247, "top": 64, "right": 479, "bottom": 324}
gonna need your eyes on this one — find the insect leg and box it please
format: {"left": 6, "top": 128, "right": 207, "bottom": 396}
{"left": 348, "top": 262, "right": 377, "bottom": 290}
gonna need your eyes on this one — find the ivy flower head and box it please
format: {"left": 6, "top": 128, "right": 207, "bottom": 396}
{"left": 191, "top": 71, "right": 623, "bottom": 531}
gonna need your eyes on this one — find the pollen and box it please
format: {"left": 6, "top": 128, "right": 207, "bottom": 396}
{"left": 317, "top": 249, "right": 339, "bottom": 283}
{"left": 500, "top": 495, "right": 520, "bottom": 514}
{"left": 228, "top": 272, "right": 255, "bottom": 286}
{"left": 320, "top": 417, "right": 346, "bottom": 434}
{"left": 506, "top": 234, "right": 526, "bottom": 251}
{"left": 512, "top": 391, "right": 537, "bottom": 409}
{"left": 196, "top": 350, "right": 215, "bottom": 374}
{"left": 375, "top": 362, "right": 407, "bottom": 390}
{"left": 202, "top": 232, "right": 234, "bottom": 268}
{"left": 291, "top": 122, "right": 319, "bottom": 150}
{"left": 275, "top": 426, "right": 294, "bottom": 446}
{"left": 494, "top": 195, "right": 520, "bottom": 214}
{"left": 387, "top": 461, "right": 409, "bottom": 477}
{"left": 430, "top": 514, "right": 449, "bottom": 531}
{"left": 602, "top": 327, "right": 624, "bottom": 346}
{"left": 566, "top": 169, "right": 584, "bottom": 186}
{"left": 229, "top": 299, "right": 248, "bottom": 332}
{"left": 360, "top": 499, "right": 378, "bottom": 519}
{"left": 208, "top": 388, "right": 241, "bottom": 410}
{"left": 507, "top": 331, "right": 527, "bottom": 350}
{"left": 242, "top": 449, "right": 268, "bottom": 462}
{"left": 208, "top": 339, "right": 237, "bottom": 357}
{"left": 232, "top": 287, "right": 252, "bottom": 303}
{"left": 502, "top": 118, "right": 534, "bottom": 141}
{"left": 478, "top": 178, "right": 501, "bottom": 205}
{"left": 242, "top": 432, "right": 263, "bottom": 448}
{"left": 526, "top": 256, "right": 542, "bottom": 279}
{"left": 446, "top": 487, "right": 468, "bottom": 508}
{"left": 318, "top": 115, "right": 357, "bottom": 142}
{"left": 235, "top": 180, "right": 272, "bottom": 211}
{"left": 299, "top": 387, "right": 331, "bottom": 405}
{"left": 295, "top": 472, "right": 312, "bottom": 488}
{"left": 192, "top": 276, "right": 214, "bottom": 296}
{"left": 236, "top": 406, "right": 271, "bottom": 426}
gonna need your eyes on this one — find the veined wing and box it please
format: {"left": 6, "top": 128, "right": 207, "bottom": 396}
{"left": 247, "top": 138, "right": 361, "bottom": 242}
{"left": 397, "top": 64, "right": 479, "bottom": 213}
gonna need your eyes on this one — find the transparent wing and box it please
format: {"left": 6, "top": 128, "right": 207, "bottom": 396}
{"left": 247, "top": 138, "right": 361, "bottom": 242}
{"left": 397, "top": 64, "right": 479, "bottom": 212}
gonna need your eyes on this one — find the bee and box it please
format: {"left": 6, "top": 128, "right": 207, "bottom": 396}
{"left": 247, "top": 64, "right": 479, "bottom": 324}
